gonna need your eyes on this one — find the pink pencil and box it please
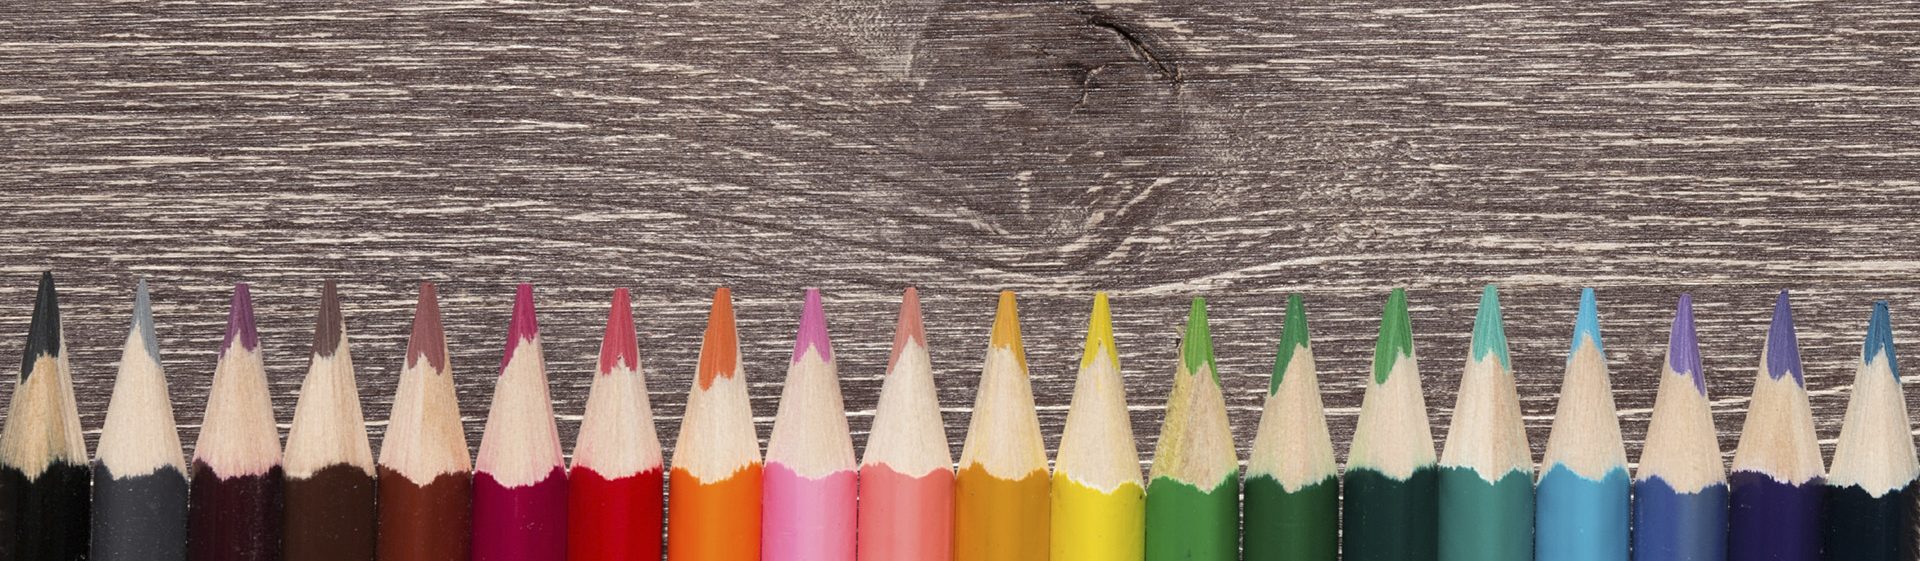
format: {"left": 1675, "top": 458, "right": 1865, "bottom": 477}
{"left": 762, "top": 289, "right": 857, "bottom": 561}
{"left": 858, "top": 287, "right": 953, "bottom": 561}
{"left": 472, "top": 284, "right": 568, "bottom": 561}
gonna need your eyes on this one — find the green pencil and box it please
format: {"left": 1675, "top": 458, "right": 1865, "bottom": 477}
{"left": 1144, "top": 298, "right": 1239, "bottom": 561}
{"left": 1244, "top": 294, "right": 1337, "bottom": 561}
{"left": 1344, "top": 288, "right": 1439, "bottom": 561}
{"left": 1437, "top": 285, "right": 1534, "bottom": 561}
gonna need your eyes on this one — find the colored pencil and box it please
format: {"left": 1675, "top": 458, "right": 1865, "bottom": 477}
{"left": 472, "top": 284, "right": 568, "bottom": 561}
{"left": 1438, "top": 285, "right": 1534, "bottom": 561}
{"left": 1244, "top": 294, "right": 1337, "bottom": 561}
{"left": 567, "top": 288, "right": 665, "bottom": 561}
{"left": 1728, "top": 291, "right": 1825, "bottom": 561}
{"left": 283, "top": 281, "right": 377, "bottom": 561}
{"left": 1536, "top": 289, "right": 1629, "bottom": 561}
{"left": 668, "top": 287, "right": 762, "bottom": 561}
{"left": 1822, "top": 301, "right": 1917, "bottom": 561}
{"left": 377, "top": 282, "right": 472, "bottom": 561}
{"left": 954, "top": 291, "right": 1049, "bottom": 561}
{"left": 93, "top": 279, "right": 188, "bottom": 561}
{"left": 762, "top": 289, "right": 857, "bottom": 561}
{"left": 1145, "top": 298, "right": 1239, "bottom": 561}
{"left": 1345, "top": 288, "right": 1439, "bottom": 561}
{"left": 0, "top": 272, "right": 90, "bottom": 561}
{"left": 859, "top": 287, "right": 954, "bottom": 561}
{"left": 1051, "top": 292, "right": 1144, "bottom": 561}
{"left": 189, "top": 283, "right": 285, "bottom": 561}
{"left": 1632, "top": 294, "right": 1727, "bottom": 561}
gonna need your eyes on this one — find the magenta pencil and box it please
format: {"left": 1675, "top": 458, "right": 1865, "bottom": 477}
{"left": 763, "top": 289, "right": 857, "bottom": 561}
{"left": 472, "top": 284, "right": 567, "bottom": 561}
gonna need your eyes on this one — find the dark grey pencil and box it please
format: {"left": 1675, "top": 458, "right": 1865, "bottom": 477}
{"left": 91, "top": 279, "right": 189, "bottom": 561}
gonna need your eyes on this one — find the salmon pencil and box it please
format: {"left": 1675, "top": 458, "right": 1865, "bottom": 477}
{"left": 1051, "top": 292, "right": 1144, "bottom": 561}
{"left": 859, "top": 288, "right": 953, "bottom": 561}
{"left": 189, "top": 283, "right": 285, "bottom": 561}
{"left": 667, "top": 288, "right": 762, "bottom": 561}
{"left": 1244, "top": 294, "right": 1337, "bottom": 561}
{"left": 0, "top": 272, "right": 90, "bottom": 561}
{"left": 1822, "top": 302, "right": 1916, "bottom": 561}
{"left": 1632, "top": 295, "right": 1727, "bottom": 561}
{"left": 1536, "top": 290, "right": 1629, "bottom": 561}
{"left": 1438, "top": 285, "right": 1533, "bottom": 561}
{"left": 377, "top": 282, "right": 472, "bottom": 561}
{"left": 1728, "top": 291, "right": 1824, "bottom": 561}
{"left": 1145, "top": 298, "right": 1239, "bottom": 561}
{"left": 1344, "top": 288, "right": 1439, "bottom": 561}
{"left": 954, "top": 291, "right": 1049, "bottom": 561}
{"left": 763, "top": 289, "right": 856, "bottom": 561}
{"left": 567, "top": 288, "right": 664, "bottom": 561}
{"left": 472, "top": 284, "right": 567, "bottom": 561}
{"left": 93, "top": 280, "right": 188, "bottom": 561}
{"left": 283, "top": 281, "right": 377, "bottom": 561}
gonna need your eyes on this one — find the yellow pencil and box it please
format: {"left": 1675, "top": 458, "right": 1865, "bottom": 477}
{"left": 1051, "top": 292, "right": 1145, "bottom": 561}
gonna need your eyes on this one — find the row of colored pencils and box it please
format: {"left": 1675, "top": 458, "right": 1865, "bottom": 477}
{"left": 1, "top": 275, "right": 1914, "bottom": 561}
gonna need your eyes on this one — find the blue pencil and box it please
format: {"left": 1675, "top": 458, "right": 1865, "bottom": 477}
{"left": 1536, "top": 289, "right": 1628, "bottom": 561}
{"left": 1727, "top": 291, "right": 1824, "bottom": 561}
{"left": 1633, "top": 294, "right": 1727, "bottom": 561}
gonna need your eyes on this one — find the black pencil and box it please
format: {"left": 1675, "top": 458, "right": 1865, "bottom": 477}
{"left": 0, "top": 272, "right": 91, "bottom": 561}
{"left": 189, "top": 283, "right": 285, "bottom": 561}
{"left": 93, "top": 279, "right": 189, "bottom": 561}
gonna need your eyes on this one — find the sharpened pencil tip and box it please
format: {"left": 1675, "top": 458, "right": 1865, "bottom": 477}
{"left": 792, "top": 288, "right": 832, "bottom": 363}
{"left": 1272, "top": 293, "right": 1309, "bottom": 394}
{"left": 223, "top": 283, "right": 259, "bottom": 353}
{"left": 1765, "top": 290, "right": 1803, "bottom": 385}
{"left": 1571, "top": 288, "right": 1605, "bottom": 358}
{"left": 1669, "top": 294, "right": 1705, "bottom": 395}
{"left": 888, "top": 287, "right": 926, "bottom": 373}
{"left": 132, "top": 278, "right": 160, "bottom": 363}
{"left": 1080, "top": 292, "right": 1118, "bottom": 370}
{"left": 599, "top": 288, "right": 639, "bottom": 376}
{"left": 312, "top": 280, "right": 345, "bottom": 358}
{"left": 696, "top": 287, "right": 740, "bottom": 389}
{"left": 1471, "top": 284, "right": 1511, "bottom": 370}
{"left": 22, "top": 272, "right": 61, "bottom": 379}
{"left": 1866, "top": 300, "right": 1897, "bottom": 380}
{"left": 500, "top": 283, "right": 539, "bottom": 373}
{"left": 989, "top": 291, "right": 1027, "bottom": 370}
{"left": 407, "top": 282, "right": 448, "bottom": 372}
{"left": 1373, "top": 288, "right": 1414, "bottom": 384}
{"left": 1183, "top": 297, "right": 1216, "bottom": 380}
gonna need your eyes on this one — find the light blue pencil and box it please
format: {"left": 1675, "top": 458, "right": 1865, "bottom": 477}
{"left": 1536, "top": 289, "right": 1628, "bottom": 561}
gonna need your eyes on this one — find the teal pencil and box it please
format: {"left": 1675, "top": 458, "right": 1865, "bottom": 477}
{"left": 1438, "top": 285, "right": 1533, "bottom": 561}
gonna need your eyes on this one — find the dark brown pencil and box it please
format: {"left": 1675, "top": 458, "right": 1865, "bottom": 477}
{"left": 0, "top": 272, "right": 91, "bottom": 561}
{"left": 376, "top": 282, "right": 472, "bottom": 561}
{"left": 283, "top": 281, "right": 376, "bottom": 561}
{"left": 189, "top": 283, "right": 285, "bottom": 561}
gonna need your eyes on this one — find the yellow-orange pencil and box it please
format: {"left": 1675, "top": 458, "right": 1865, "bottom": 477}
{"left": 1050, "top": 292, "right": 1144, "bottom": 561}
{"left": 954, "top": 291, "right": 1049, "bottom": 561}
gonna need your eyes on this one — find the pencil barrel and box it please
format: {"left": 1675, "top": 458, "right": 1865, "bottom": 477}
{"left": 860, "top": 464, "right": 953, "bottom": 561}
{"left": 1727, "top": 471, "right": 1823, "bottom": 561}
{"left": 376, "top": 467, "right": 471, "bottom": 561}
{"left": 1145, "top": 476, "right": 1238, "bottom": 561}
{"left": 952, "top": 465, "right": 1048, "bottom": 561}
{"left": 189, "top": 462, "right": 285, "bottom": 561}
{"left": 1243, "top": 474, "right": 1336, "bottom": 561}
{"left": 470, "top": 467, "right": 567, "bottom": 561}
{"left": 762, "top": 463, "right": 855, "bottom": 561}
{"left": 1, "top": 462, "right": 90, "bottom": 561}
{"left": 91, "top": 464, "right": 188, "bottom": 561}
{"left": 284, "top": 464, "right": 377, "bottom": 561}
{"left": 666, "top": 466, "right": 762, "bottom": 561}
{"left": 566, "top": 466, "right": 664, "bottom": 561}
{"left": 1344, "top": 466, "right": 1439, "bottom": 561}
{"left": 1536, "top": 466, "right": 1629, "bottom": 561}
{"left": 1438, "top": 467, "right": 1534, "bottom": 561}
{"left": 1631, "top": 477, "right": 1727, "bottom": 561}
{"left": 1822, "top": 482, "right": 1916, "bottom": 561}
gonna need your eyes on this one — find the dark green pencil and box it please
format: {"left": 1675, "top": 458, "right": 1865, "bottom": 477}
{"left": 1343, "top": 288, "right": 1439, "bottom": 561}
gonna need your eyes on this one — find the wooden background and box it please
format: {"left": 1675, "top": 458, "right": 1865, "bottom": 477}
{"left": 2, "top": 0, "right": 1918, "bottom": 473}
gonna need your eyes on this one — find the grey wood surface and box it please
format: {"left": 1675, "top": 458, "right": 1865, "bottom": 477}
{"left": 2, "top": 0, "right": 1918, "bottom": 473}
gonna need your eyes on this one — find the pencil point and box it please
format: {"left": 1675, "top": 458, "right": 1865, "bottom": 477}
{"left": 792, "top": 288, "right": 832, "bottom": 363}
{"left": 132, "top": 278, "right": 160, "bottom": 363}
{"left": 407, "top": 282, "right": 448, "bottom": 372}
{"left": 696, "top": 287, "right": 740, "bottom": 389}
{"left": 599, "top": 288, "right": 639, "bottom": 375}
{"left": 1866, "top": 300, "right": 1896, "bottom": 380}
{"left": 1669, "top": 294, "right": 1705, "bottom": 395}
{"left": 1272, "top": 293, "right": 1309, "bottom": 393}
{"left": 22, "top": 271, "right": 61, "bottom": 379}
{"left": 1183, "top": 297, "right": 1216, "bottom": 380}
{"left": 1571, "top": 288, "right": 1605, "bottom": 358}
{"left": 989, "top": 291, "right": 1026, "bottom": 367}
{"left": 888, "top": 287, "right": 926, "bottom": 372}
{"left": 1080, "top": 292, "right": 1118, "bottom": 370}
{"left": 223, "top": 282, "right": 259, "bottom": 353}
{"left": 501, "top": 283, "right": 538, "bottom": 373}
{"left": 1374, "top": 288, "right": 1414, "bottom": 384}
{"left": 312, "top": 280, "right": 345, "bottom": 358}
{"left": 1471, "top": 284, "right": 1511, "bottom": 370}
{"left": 1765, "top": 290, "right": 1803, "bottom": 385}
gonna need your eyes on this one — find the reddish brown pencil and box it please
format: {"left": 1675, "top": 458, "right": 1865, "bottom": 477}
{"left": 376, "top": 282, "right": 472, "bottom": 561}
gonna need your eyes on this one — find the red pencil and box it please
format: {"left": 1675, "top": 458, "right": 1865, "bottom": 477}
{"left": 567, "top": 288, "right": 664, "bottom": 561}
{"left": 472, "top": 284, "right": 567, "bottom": 561}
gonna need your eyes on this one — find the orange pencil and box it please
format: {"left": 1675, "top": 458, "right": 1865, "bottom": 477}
{"left": 953, "top": 291, "right": 1049, "bottom": 561}
{"left": 667, "top": 288, "right": 763, "bottom": 561}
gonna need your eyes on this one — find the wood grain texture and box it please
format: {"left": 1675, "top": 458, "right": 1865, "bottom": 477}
{"left": 1, "top": 0, "right": 1918, "bottom": 477}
